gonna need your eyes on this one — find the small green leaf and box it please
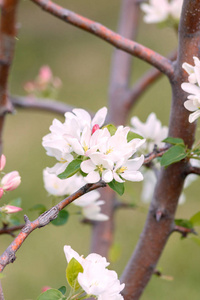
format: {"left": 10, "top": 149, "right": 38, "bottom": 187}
{"left": 37, "top": 288, "right": 65, "bottom": 300}
{"left": 108, "top": 179, "right": 124, "bottom": 195}
{"left": 175, "top": 218, "right": 193, "bottom": 229}
{"left": 9, "top": 216, "right": 20, "bottom": 226}
{"left": 190, "top": 211, "right": 200, "bottom": 226}
{"left": 66, "top": 258, "right": 83, "bottom": 290}
{"left": 51, "top": 210, "right": 69, "bottom": 226}
{"left": 127, "top": 131, "right": 143, "bottom": 142}
{"left": 9, "top": 198, "right": 22, "bottom": 207}
{"left": 160, "top": 145, "right": 187, "bottom": 167}
{"left": 30, "top": 204, "right": 47, "bottom": 215}
{"left": 102, "top": 124, "right": 117, "bottom": 136}
{"left": 58, "top": 286, "right": 66, "bottom": 295}
{"left": 58, "top": 159, "right": 82, "bottom": 179}
{"left": 162, "top": 137, "right": 185, "bottom": 145}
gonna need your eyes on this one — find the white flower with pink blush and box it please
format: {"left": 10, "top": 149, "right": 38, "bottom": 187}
{"left": 64, "top": 245, "right": 125, "bottom": 299}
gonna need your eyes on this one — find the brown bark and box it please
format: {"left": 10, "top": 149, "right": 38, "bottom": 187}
{"left": 121, "top": 1, "right": 200, "bottom": 299}
{"left": 0, "top": 0, "right": 17, "bottom": 153}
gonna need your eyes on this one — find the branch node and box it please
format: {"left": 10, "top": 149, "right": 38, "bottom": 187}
{"left": 38, "top": 206, "right": 59, "bottom": 227}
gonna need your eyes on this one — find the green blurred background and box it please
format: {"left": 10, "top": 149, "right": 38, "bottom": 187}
{"left": 1, "top": 0, "right": 200, "bottom": 299}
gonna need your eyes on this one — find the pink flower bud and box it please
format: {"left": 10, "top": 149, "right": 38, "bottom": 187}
{"left": 0, "top": 154, "right": 6, "bottom": 171}
{"left": 41, "top": 286, "right": 51, "bottom": 293}
{"left": 39, "top": 66, "right": 52, "bottom": 83}
{"left": 1, "top": 171, "right": 21, "bottom": 191}
{"left": 92, "top": 124, "right": 100, "bottom": 134}
{"left": 2, "top": 205, "right": 22, "bottom": 214}
{"left": 0, "top": 188, "right": 4, "bottom": 199}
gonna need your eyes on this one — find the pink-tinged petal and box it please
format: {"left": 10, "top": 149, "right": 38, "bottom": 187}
{"left": 41, "top": 286, "right": 51, "bottom": 293}
{"left": 184, "top": 99, "right": 198, "bottom": 112}
{"left": 3, "top": 205, "right": 22, "bottom": 214}
{"left": 92, "top": 124, "right": 100, "bottom": 134}
{"left": 81, "top": 160, "right": 95, "bottom": 173}
{"left": 0, "top": 188, "right": 4, "bottom": 199}
{"left": 181, "top": 82, "right": 200, "bottom": 95}
{"left": 0, "top": 154, "right": 6, "bottom": 171}
{"left": 1, "top": 171, "right": 21, "bottom": 191}
{"left": 92, "top": 107, "right": 107, "bottom": 128}
{"left": 189, "top": 110, "right": 200, "bottom": 123}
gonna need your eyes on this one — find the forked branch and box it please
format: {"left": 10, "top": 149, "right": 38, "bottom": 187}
{"left": 30, "top": 0, "right": 174, "bottom": 79}
{"left": 0, "top": 181, "right": 106, "bottom": 272}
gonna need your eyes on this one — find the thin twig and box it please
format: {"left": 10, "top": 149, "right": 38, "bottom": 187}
{"left": 144, "top": 146, "right": 169, "bottom": 165}
{"left": 0, "top": 181, "right": 106, "bottom": 272}
{"left": 30, "top": 0, "right": 174, "bottom": 79}
{"left": 173, "top": 225, "right": 196, "bottom": 238}
{"left": 0, "top": 224, "right": 24, "bottom": 236}
{"left": 10, "top": 95, "right": 74, "bottom": 115}
{"left": 185, "top": 165, "right": 200, "bottom": 176}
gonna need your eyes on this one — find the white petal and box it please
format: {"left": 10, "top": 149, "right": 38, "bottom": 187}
{"left": 189, "top": 110, "right": 200, "bottom": 123}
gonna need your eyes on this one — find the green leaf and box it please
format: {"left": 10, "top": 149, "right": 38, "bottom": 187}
{"left": 66, "top": 258, "right": 83, "bottom": 290}
{"left": 58, "top": 286, "right": 66, "bottom": 295}
{"left": 190, "top": 211, "right": 200, "bottom": 226}
{"left": 102, "top": 124, "right": 117, "bottom": 136}
{"left": 127, "top": 131, "right": 143, "bottom": 142}
{"left": 58, "top": 159, "right": 82, "bottom": 179}
{"left": 30, "top": 204, "right": 47, "bottom": 215}
{"left": 108, "top": 179, "right": 124, "bottom": 195}
{"left": 51, "top": 210, "right": 69, "bottom": 226}
{"left": 9, "top": 198, "right": 22, "bottom": 207}
{"left": 9, "top": 216, "right": 20, "bottom": 226}
{"left": 175, "top": 218, "right": 193, "bottom": 229}
{"left": 37, "top": 289, "right": 65, "bottom": 300}
{"left": 162, "top": 137, "right": 185, "bottom": 145}
{"left": 160, "top": 145, "right": 187, "bottom": 167}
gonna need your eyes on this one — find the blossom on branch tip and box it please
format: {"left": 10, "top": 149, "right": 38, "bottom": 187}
{"left": 64, "top": 245, "right": 125, "bottom": 299}
{"left": 1, "top": 205, "right": 22, "bottom": 214}
{"left": 1, "top": 171, "right": 21, "bottom": 191}
{"left": 182, "top": 57, "right": 200, "bottom": 122}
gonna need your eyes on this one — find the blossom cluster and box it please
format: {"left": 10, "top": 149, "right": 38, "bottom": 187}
{"left": 0, "top": 154, "right": 22, "bottom": 214}
{"left": 140, "top": 0, "right": 183, "bottom": 24}
{"left": 24, "top": 65, "right": 62, "bottom": 98}
{"left": 64, "top": 245, "right": 125, "bottom": 299}
{"left": 181, "top": 56, "right": 200, "bottom": 123}
{"left": 42, "top": 107, "right": 145, "bottom": 220}
{"left": 42, "top": 107, "right": 144, "bottom": 184}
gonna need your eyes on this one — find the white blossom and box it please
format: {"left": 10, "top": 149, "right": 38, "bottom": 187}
{"left": 182, "top": 57, "right": 200, "bottom": 123}
{"left": 113, "top": 156, "right": 144, "bottom": 183}
{"left": 63, "top": 245, "right": 125, "bottom": 299}
{"left": 130, "top": 113, "right": 168, "bottom": 153}
{"left": 140, "top": 0, "right": 183, "bottom": 24}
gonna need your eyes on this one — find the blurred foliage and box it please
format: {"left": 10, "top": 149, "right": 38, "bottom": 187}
{"left": 1, "top": 0, "right": 200, "bottom": 299}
